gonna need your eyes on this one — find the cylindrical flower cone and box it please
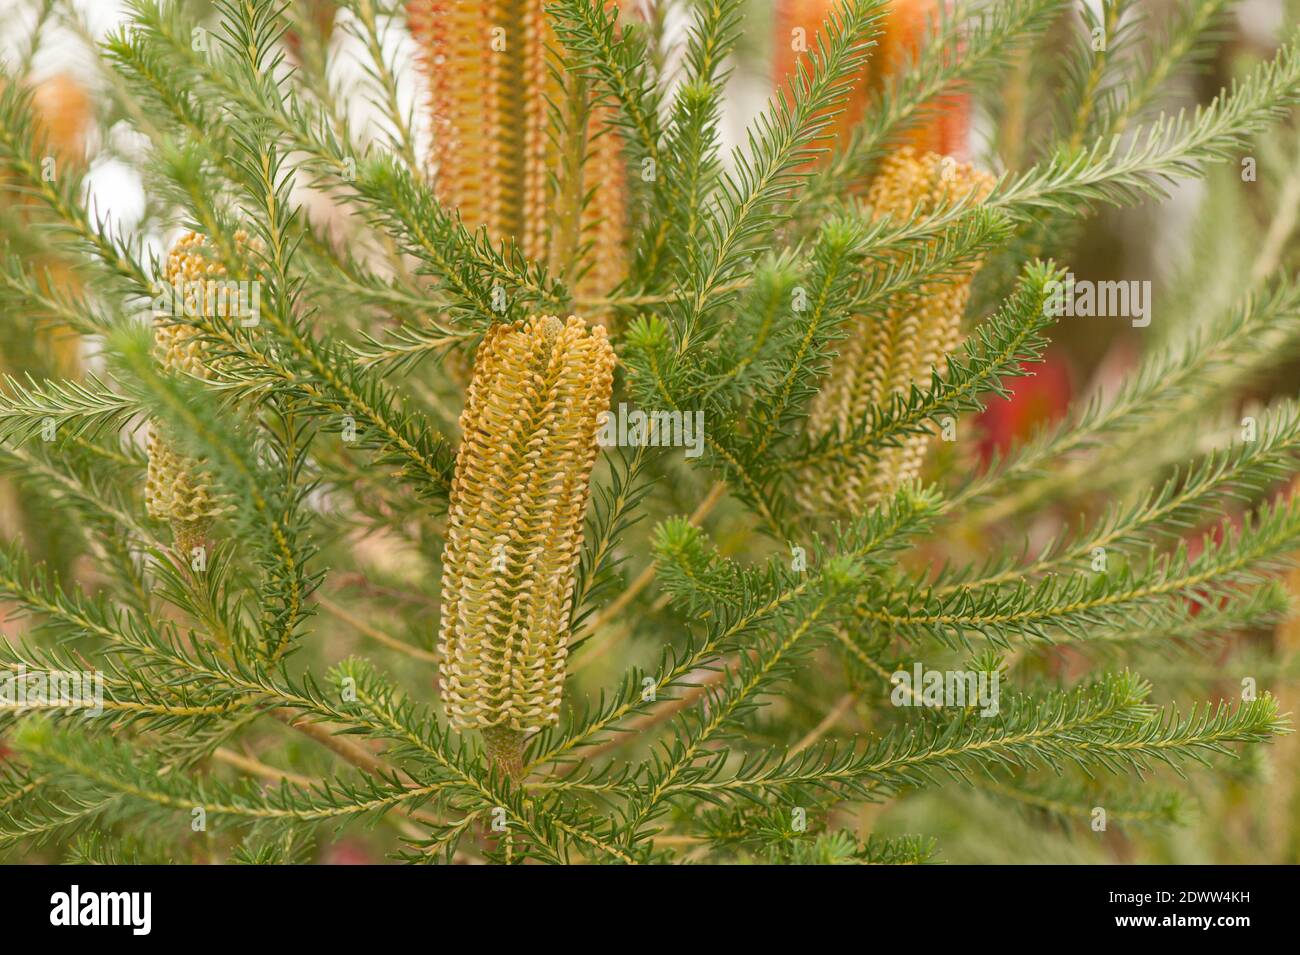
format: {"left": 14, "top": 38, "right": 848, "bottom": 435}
{"left": 799, "top": 147, "right": 995, "bottom": 514}
{"left": 145, "top": 231, "right": 249, "bottom": 553}
{"left": 407, "top": 1, "right": 629, "bottom": 308}
{"left": 574, "top": 103, "right": 630, "bottom": 314}
{"left": 30, "top": 73, "right": 92, "bottom": 163}
{"left": 438, "top": 314, "right": 616, "bottom": 777}
{"left": 773, "top": 0, "right": 970, "bottom": 166}
{"left": 20, "top": 74, "right": 94, "bottom": 378}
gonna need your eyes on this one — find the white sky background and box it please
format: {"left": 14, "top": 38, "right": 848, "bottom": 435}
{"left": 4, "top": 2, "right": 145, "bottom": 241}
{"left": 2, "top": 0, "right": 441, "bottom": 266}
{"left": 0, "top": 0, "right": 1291, "bottom": 280}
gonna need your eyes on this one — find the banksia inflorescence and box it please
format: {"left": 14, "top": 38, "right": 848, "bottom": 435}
{"left": 29, "top": 73, "right": 92, "bottom": 165}
{"left": 407, "top": 0, "right": 628, "bottom": 301}
{"left": 574, "top": 101, "right": 630, "bottom": 304}
{"left": 438, "top": 314, "right": 615, "bottom": 777}
{"left": 774, "top": 0, "right": 970, "bottom": 162}
{"left": 3, "top": 73, "right": 93, "bottom": 378}
{"left": 144, "top": 231, "right": 240, "bottom": 552}
{"left": 799, "top": 147, "right": 995, "bottom": 513}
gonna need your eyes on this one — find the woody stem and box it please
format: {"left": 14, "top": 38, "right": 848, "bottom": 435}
{"left": 172, "top": 517, "right": 210, "bottom": 566}
{"left": 482, "top": 725, "right": 526, "bottom": 781}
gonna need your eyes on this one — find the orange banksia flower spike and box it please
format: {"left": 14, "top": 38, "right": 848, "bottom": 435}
{"left": 407, "top": 1, "right": 629, "bottom": 306}
{"left": 438, "top": 314, "right": 616, "bottom": 777}
{"left": 774, "top": 0, "right": 971, "bottom": 165}
{"left": 7, "top": 74, "right": 94, "bottom": 378}
{"left": 774, "top": 0, "right": 873, "bottom": 161}
{"left": 575, "top": 100, "right": 631, "bottom": 307}
{"left": 799, "top": 148, "right": 995, "bottom": 513}
{"left": 30, "top": 73, "right": 93, "bottom": 164}
{"left": 875, "top": 0, "right": 969, "bottom": 157}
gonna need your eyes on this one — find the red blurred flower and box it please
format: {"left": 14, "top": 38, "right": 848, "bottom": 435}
{"left": 323, "top": 839, "right": 376, "bottom": 865}
{"left": 977, "top": 350, "right": 1073, "bottom": 463}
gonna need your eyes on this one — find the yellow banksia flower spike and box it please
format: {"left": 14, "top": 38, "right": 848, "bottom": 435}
{"left": 145, "top": 231, "right": 247, "bottom": 554}
{"left": 438, "top": 314, "right": 615, "bottom": 777}
{"left": 407, "top": 1, "right": 629, "bottom": 306}
{"left": 799, "top": 147, "right": 996, "bottom": 514}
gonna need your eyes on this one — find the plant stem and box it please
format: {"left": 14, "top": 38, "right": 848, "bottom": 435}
{"left": 483, "top": 725, "right": 527, "bottom": 780}
{"left": 316, "top": 595, "right": 440, "bottom": 663}
{"left": 172, "top": 517, "right": 209, "bottom": 563}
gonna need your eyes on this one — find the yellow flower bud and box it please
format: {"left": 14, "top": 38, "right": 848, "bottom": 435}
{"left": 438, "top": 314, "right": 615, "bottom": 771}
{"left": 800, "top": 148, "right": 996, "bottom": 513}
{"left": 145, "top": 231, "right": 250, "bottom": 546}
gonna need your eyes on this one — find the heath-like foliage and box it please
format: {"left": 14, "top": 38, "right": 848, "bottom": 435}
{"left": 800, "top": 147, "right": 995, "bottom": 511}
{"left": 144, "top": 231, "right": 239, "bottom": 552}
{"left": 0, "top": 0, "right": 1297, "bottom": 866}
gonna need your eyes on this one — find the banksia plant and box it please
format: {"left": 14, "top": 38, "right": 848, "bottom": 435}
{"left": 144, "top": 231, "right": 244, "bottom": 555}
{"left": 28, "top": 73, "right": 92, "bottom": 165}
{"left": 407, "top": 0, "right": 628, "bottom": 299}
{"left": 799, "top": 147, "right": 996, "bottom": 512}
{"left": 775, "top": 0, "right": 970, "bottom": 164}
{"left": 439, "top": 314, "right": 615, "bottom": 777}
{"left": 2, "top": 0, "right": 1300, "bottom": 871}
